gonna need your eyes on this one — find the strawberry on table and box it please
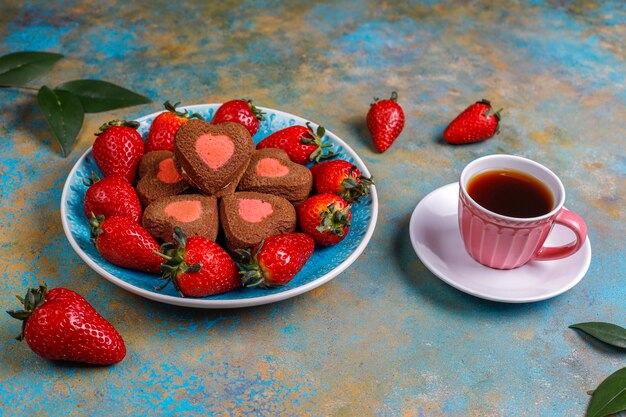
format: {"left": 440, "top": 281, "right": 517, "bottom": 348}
{"left": 146, "top": 100, "right": 203, "bottom": 152}
{"left": 237, "top": 233, "right": 315, "bottom": 288}
{"left": 90, "top": 214, "right": 163, "bottom": 273}
{"left": 310, "top": 159, "right": 374, "bottom": 202}
{"left": 157, "top": 227, "right": 241, "bottom": 297}
{"left": 7, "top": 283, "right": 126, "bottom": 365}
{"left": 92, "top": 120, "right": 145, "bottom": 183}
{"left": 256, "top": 122, "right": 334, "bottom": 164}
{"left": 443, "top": 99, "right": 502, "bottom": 145}
{"left": 297, "top": 194, "right": 352, "bottom": 246}
{"left": 83, "top": 172, "right": 142, "bottom": 223}
{"left": 366, "top": 91, "right": 405, "bottom": 153}
{"left": 211, "top": 99, "right": 265, "bottom": 136}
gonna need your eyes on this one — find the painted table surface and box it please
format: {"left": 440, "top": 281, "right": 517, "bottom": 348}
{"left": 0, "top": 1, "right": 624, "bottom": 416}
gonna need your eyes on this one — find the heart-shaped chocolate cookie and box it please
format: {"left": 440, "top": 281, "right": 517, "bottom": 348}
{"left": 142, "top": 194, "right": 219, "bottom": 242}
{"left": 237, "top": 148, "right": 313, "bottom": 205}
{"left": 174, "top": 120, "right": 254, "bottom": 197}
{"left": 136, "top": 150, "right": 191, "bottom": 206}
{"left": 220, "top": 191, "right": 296, "bottom": 251}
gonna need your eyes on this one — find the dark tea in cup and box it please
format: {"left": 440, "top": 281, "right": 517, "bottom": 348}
{"left": 466, "top": 169, "right": 554, "bottom": 218}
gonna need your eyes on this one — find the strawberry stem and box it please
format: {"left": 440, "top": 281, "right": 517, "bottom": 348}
{"left": 316, "top": 203, "right": 351, "bottom": 237}
{"left": 237, "top": 241, "right": 267, "bottom": 288}
{"left": 339, "top": 166, "right": 374, "bottom": 202}
{"left": 243, "top": 99, "right": 266, "bottom": 122}
{"left": 155, "top": 227, "right": 202, "bottom": 297}
{"left": 89, "top": 213, "right": 106, "bottom": 243}
{"left": 95, "top": 119, "right": 140, "bottom": 136}
{"left": 6, "top": 283, "right": 48, "bottom": 341}
{"left": 304, "top": 122, "right": 335, "bottom": 163}
{"left": 163, "top": 100, "right": 204, "bottom": 120}
{"left": 82, "top": 170, "right": 102, "bottom": 187}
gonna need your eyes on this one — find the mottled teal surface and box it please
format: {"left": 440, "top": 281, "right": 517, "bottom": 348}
{"left": 1, "top": 1, "right": 624, "bottom": 416}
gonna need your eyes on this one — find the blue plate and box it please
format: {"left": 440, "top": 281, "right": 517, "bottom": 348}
{"left": 61, "top": 104, "right": 378, "bottom": 308}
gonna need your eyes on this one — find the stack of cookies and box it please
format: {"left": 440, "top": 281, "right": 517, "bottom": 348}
{"left": 141, "top": 119, "right": 313, "bottom": 251}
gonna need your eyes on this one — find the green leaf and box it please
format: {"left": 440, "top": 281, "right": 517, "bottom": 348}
{"left": 587, "top": 367, "right": 626, "bottom": 417}
{"left": 0, "top": 51, "right": 63, "bottom": 86}
{"left": 37, "top": 86, "right": 84, "bottom": 157}
{"left": 56, "top": 79, "right": 151, "bottom": 113}
{"left": 570, "top": 322, "right": 626, "bottom": 349}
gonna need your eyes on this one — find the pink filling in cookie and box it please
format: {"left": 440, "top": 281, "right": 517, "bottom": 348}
{"left": 164, "top": 200, "right": 202, "bottom": 223}
{"left": 238, "top": 199, "right": 273, "bottom": 223}
{"left": 157, "top": 158, "right": 183, "bottom": 184}
{"left": 196, "top": 134, "right": 235, "bottom": 169}
{"left": 256, "top": 158, "right": 289, "bottom": 177}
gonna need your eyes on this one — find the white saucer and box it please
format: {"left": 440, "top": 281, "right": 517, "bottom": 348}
{"left": 409, "top": 183, "right": 592, "bottom": 303}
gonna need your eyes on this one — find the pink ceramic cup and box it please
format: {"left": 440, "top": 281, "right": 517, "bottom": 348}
{"left": 458, "top": 154, "right": 587, "bottom": 270}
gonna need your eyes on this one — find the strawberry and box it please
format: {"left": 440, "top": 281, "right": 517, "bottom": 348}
{"left": 443, "top": 99, "right": 502, "bottom": 145}
{"left": 146, "top": 100, "right": 203, "bottom": 152}
{"left": 237, "top": 233, "right": 315, "bottom": 287}
{"left": 297, "top": 194, "right": 352, "bottom": 246}
{"left": 7, "top": 283, "right": 126, "bottom": 365}
{"left": 211, "top": 99, "right": 265, "bottom": 136}
{"left": 157, "top": 227, "right": 241, "bottom": 297}
{"left": 310, "top": 159, "right": 374, "bottom": 202}
{"left": 366, "top": 91, "right": 405, "bottom": 153}
{"left": 256, "top": 122, "right": 334, "bottom": 164}
{"left": 92, "top": 120, "right": 145, "bottom": 183}
{"left": 90, "top": 214, "right": 162, "bottom": 273}
{"left": 83, "top": 172, "right": 142, "bottom": 223}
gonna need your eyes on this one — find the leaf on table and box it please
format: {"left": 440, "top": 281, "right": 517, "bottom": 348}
{"left": 587, "top": 367, "right": 626, "bottom": 417}
{"left": 570, "top": 322, "right": 626, "bottom": 349}
{"left": 37, "top": 86, "right": 85, "bottom": 157}
{"left": 56, "top": 79, "right": 151, "bottom": 113}
{"left": 0, "top": 51, "right": 63, "bottom": 86}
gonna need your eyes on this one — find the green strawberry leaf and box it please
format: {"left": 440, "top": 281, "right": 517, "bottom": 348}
{"left": 0, "top": 51, "right": 63, "bottom": 86}
{"left": 587, "top": 367, "right": 626, "bottom": 417}
{"left": 37, "top": 86, "right": 85, "bottom": 157}
{"left": 56, "top": 79, "right": 151, "bottom": 113}
{"left": 570, "top": 322, "right": 626, "bottom": 349}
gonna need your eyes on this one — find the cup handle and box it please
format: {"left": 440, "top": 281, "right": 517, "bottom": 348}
{"left": 533, "top": 208, "right": 588, "bottom": 261}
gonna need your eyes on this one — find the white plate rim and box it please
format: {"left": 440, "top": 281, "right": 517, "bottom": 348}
{"left": 60, "top": 104, "right": 378, "bottom": 308}
{"left": 408, "top": 182, "right": 591, "bottom": 303}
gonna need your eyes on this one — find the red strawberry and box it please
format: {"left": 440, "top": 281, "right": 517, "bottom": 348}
{"left": 83, "top": 172, "right": 142, "bottom": 223}
{"left": 7, "top": 283, "right": 126, "bottom": 365}
{"left": 237, "top": 233, "right": 315, "bottom": 287}
{"left": 157, "top": 227, "right": 241, "bottom": 297}
{"left": 366, "top": 91, "right": 405, "bottom": 153}
{"left": 297, "top": 194, "right": 352, "bottom": 246}
{"left": 146, "top": 100, "right": 203, "bottom": 152}
{"left": 90, "top": 215, "right": 162, "bottom": 273}
{"left": 146, "top": 100, "right": 202, "bottom": 152}
{"left": 443, "top": 99, "right": 502, "bottom": 144}
{"left": 211, "top": 99, "right": 265, "bottom": 136}
{"left": 256, "top": 122, "right": 334, "bottom": 164}
{"left": 310, "top": 159, "right": 374, "bottom": 202}
{"left": 92, "top": 120, "right": 144, "bottom": 183}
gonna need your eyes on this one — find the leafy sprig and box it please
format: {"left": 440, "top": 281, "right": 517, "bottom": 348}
{"left": 569, "top": 321, "right": 626, "bottom": 417}
{"left": 0, "top": 51, "right": 151, "bottom": 157}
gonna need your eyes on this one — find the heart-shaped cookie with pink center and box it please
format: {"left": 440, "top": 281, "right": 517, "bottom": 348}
{"left": 237, "top": 148, "right": 313, "bottom": 205}
{"left": 136, "top": 150, "right": 191, "bottom": 206}
{"left": 142, "top": 194, "right": 219, "bottom": 242}
{"left": 174, "top": 120, "right": 254, "bottom": 196}
{"left": 220, "top": 191, "right": 296, "bottom": 251}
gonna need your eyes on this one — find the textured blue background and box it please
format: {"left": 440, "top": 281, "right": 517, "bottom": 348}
{"left": 1, "top": 1, "right": 624, "bottom": 416}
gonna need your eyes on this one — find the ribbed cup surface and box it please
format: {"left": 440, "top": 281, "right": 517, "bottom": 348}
{"left": 458, "top": 190, "right": 554, "bottom": 269}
